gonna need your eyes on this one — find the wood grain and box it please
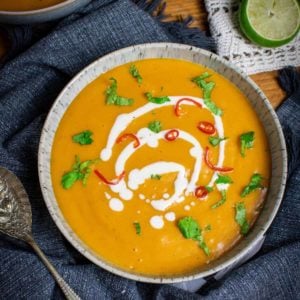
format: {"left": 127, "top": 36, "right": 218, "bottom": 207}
{"left": 0, "top": 0, "right": 289, "bottom": 107}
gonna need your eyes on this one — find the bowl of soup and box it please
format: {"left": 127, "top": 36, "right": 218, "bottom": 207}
{"left": 38, "top": 43, "right": 287, "bottom": 283}
{"left": 0, "top": 0, "right": 91, "bottom": 24}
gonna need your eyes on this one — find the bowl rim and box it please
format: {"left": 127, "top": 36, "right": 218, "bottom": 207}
{"left": 38, "top": 42, "right": 287, "bottom": 284}
{"left": 0, "top": 0, "right": 79, "bottom": 15}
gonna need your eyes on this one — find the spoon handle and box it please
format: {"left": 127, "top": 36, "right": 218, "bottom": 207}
{"left": 27, "top": 238, "right": 81, "bottom": 300}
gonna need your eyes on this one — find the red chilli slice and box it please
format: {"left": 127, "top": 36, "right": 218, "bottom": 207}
{"left": 165, "top": 129, "right": 179, "bottom": 141}
{"left": 198, "top": 121, "right": 216, "bottom": 135}
{"left": 195, "top": 186, "right": 208, "bottom": 199}
{"left": 117, "top": 133, "right": 140, "bottom": 148}
{"left": 204, "top": 147, "right": 233, "bottom": 172}
{"left": 174, "top": 98, "right": 202, "bottom": 116}
{"left": 94, "top": 170, "right": 126, "bottom": 185}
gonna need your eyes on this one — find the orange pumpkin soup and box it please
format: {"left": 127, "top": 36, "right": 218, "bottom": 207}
{"left": 51, "top": 58, "right": 270, "bottom": 276}
{"left": 0, "top": 0, "right": 65, "bottom": 11}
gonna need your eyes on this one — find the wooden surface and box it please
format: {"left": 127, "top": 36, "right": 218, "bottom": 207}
{"left": 0, "top": 0, "right": 287, "bottom": 107}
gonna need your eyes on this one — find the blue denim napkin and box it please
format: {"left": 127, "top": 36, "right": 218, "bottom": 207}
{"left": 0, "top": 0, "right": 299, "bottom": 299}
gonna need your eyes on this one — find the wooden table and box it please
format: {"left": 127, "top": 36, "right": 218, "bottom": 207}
{"left": 0, "top": 0, "right": 288, "bottom": 107}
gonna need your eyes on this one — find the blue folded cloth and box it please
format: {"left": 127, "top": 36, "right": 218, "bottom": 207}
{"left": 0, "top": 0, "right": 299, "bottom": 299}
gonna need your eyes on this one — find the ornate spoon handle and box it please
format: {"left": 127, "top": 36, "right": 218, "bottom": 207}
{"left": 27, "top": 237, "right": 81, "bottom": 300}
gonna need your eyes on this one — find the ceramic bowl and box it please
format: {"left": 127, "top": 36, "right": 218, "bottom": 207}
{"left": 0, "top": 0, "right": 91, "bottom": 24}
{"left": 38, "top": 43, "right": 287, "bottom": 283}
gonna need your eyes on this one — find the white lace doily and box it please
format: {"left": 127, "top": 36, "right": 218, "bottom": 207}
{"left": 204, "top": 0, "right": 300, "bottom": 75}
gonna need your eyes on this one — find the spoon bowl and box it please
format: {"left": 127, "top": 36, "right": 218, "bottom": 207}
{"left": 0, "top": 166, "right": 80, "bottom": 300}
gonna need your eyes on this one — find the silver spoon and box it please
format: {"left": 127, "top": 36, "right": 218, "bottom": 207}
{"left": 0, "top": 166, "right": 81, "bottom": 300}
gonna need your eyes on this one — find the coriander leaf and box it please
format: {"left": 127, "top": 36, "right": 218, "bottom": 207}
{"left": 240, "top": 131, "right": 255, "bottom": 157}
{"left": 198, "top": 236, "right": 210, "bottom": 256}
{"left": 133, "top": 222, "right": 141, "bottom": 235}
{"left": 114, "top": 96, "right": 133, "bottom": 106}
{"left": 204, "top": 224, "right": 212, "bottom": 231}
{"left": 198, "top": 72, "right": 211, "bottom": 80}
{"left": 205, "top": 185, "right": 214, "bottom": 193}
{"left": 178, "top": 217, "right": 201, "bottom": 240}
{"left": 129, "top": 64, "right": 143, "bottom": 84}
{"left": 241, "top": 173, "right": 264, "bottom": 197}
{"left": 61, "top": 171, "right": 79, "bottom": 189}
{"left": 150, "top": 174, "right": 161, "bottom": 180}
{"left": 192, "top": 73, "right": 223, "bottom": 116}
{"left": 72, "top": 130, "right": 93, "bottom": 145}
{"left": 105, "top": 78, "right": 133, "bottom": 106}
{"left": 145, "top": 92, "right": 170, "bottom": 104}
{"left": 235, "top": 202, "right": 249, "bottom": 235}
{"left": 215, "top": 174, "right": 233, "bottom": 185}
{"left": 211, "top": 190, "right": 227, "bottom": 209}
{"left": 178, "top": 217, "right": 210, "bottom": 256}
{"left": 61, "top": 156, "right": 96, "bottom": 189}
{"left": 209, "top": 136, "right": 227, "bottom": 147}
{"left": 204, "top": 98, "right": 223, "bottom": 116}
{"left": 148, "top": 120, "right": 162, "bottom": 133}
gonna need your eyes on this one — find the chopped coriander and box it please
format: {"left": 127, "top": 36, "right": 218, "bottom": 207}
{"left": 192, "top": 73, "right": 223, "bottom": 116}
{"left": 241, "top": 173, "right": 264, "bottom": 197}
{"left": 204, "top": 224, "right": 212, "bottom": 231}
{"left": 150, "top": 174, "right": 161, "bottom": 180}
{"left": 61, "top": 156, "right": 96, "bottom": 189}
{"left": 205, "top": 185, "right": 214, "bottom": 193}
{"left": 211, "top": 190, "right": 227, "bottom": 209}
{"left": 178, "top": 217, "right": 201, "bottom": 239}
{"left": 148, "top": 120, "right": 162, "bottom": 133}
{"left": 129, "top": 64, "right": 143, "bottom": 84}
{"left": 72, "top": 130, "right": 93, "bottom": 145}
{"left": 177, "top": 217, "right": 210, "bottom": 256}
{"left": 133, "top": 222, "right": 141, "bottom": 235}
{"left": 209, "top": 136, "right": 227, "bottom": 147}
{"left": 198, "top": 236, "right": 210, "bottom": 256}
{"left": 215, "top": 174, "right": 233, "bottom": 185}
{"left": 105, "top": 78, "right": 133, "bottom": 106}
{"left": 240, "top": 131, "right": 255, "bottom": 157}
{"left": 204, "top": 98, "right": 223, "bottom": 116}
{"left": 235, "top": 202, "right": 249, "bottom": 235}
{"left": 61, "top": 171, "right": 79, "bottom": 190}
{"left": 145, "top": 92, "right": 170, "bottom": 104}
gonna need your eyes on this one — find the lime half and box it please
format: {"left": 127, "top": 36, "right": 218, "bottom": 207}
{"left": 239, "top": 0, "right": 300, "bottom": 47}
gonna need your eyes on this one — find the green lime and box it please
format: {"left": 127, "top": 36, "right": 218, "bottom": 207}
{"left": 239, "top": 0, "right": 300, "bottom": 47}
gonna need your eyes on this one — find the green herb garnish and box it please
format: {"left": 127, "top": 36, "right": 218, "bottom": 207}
{"left": 241, "top": 173, "right": 264, "bottom": 197}
{"left": 133, "top": 222, "right": 141, "bottom": 235}
{"left": 205, "top": 186, "right": 214, "bottom": 193}
{"left": 235, "top": 202, "right": 249, "bottom": 235}
{"left": 178, "top": 217, "right": 210, "bottom": 256}
{"left": 72, "top": 130, "right": 93, "bottom": 145}
{"left": 204, "top": 224, "right": 212, "bottom": 231}
{"left": 192, "top": 73, "right": 223, "bottom": 116}
{"left": 150, "top": 174, "right": 161, "bottom": 180}
{"left": 148, "top": 120, "right": 162, "bottom": 133}
{"left": 105, "top": 78, "right": 134, "bottom": 106}
{"left": 145, "top": 92, "right": 170, "bottom": 104}
{"left": 215, "top": 174, "right": 233, "bottom": 185}
{"left": 61, "top": 156, "right": 96, "bottom": 189}
{"left": 240, "top": 131, "right": 255, "bottom": 157}
{"left": 129, "top": 64, "right": 142, "bottom": 85}
{"left": 211, "top": 190, "right": 227, "bottom": 209}
{"left": 209, "top": 136, "right": 227, "bottom": 147}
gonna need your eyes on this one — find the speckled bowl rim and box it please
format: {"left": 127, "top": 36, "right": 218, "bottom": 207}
{"left": 38, "top": 43, "right": 287, "bottom": 284}
{"left": 0, "top": 0, "right": 82, "bottom": 15}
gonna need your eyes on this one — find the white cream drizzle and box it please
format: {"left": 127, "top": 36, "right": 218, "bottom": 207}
{"left": 98, "top": 96, "right": 229, "bottom": 224}
{"left": 109, "top": 198, "right": 124, "bottom": 212}
{"left": 165, "top": 212, "right": 176, "bottom": 222}
{"left": 150, "top": 216, "right": 164, "bottom": 229}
